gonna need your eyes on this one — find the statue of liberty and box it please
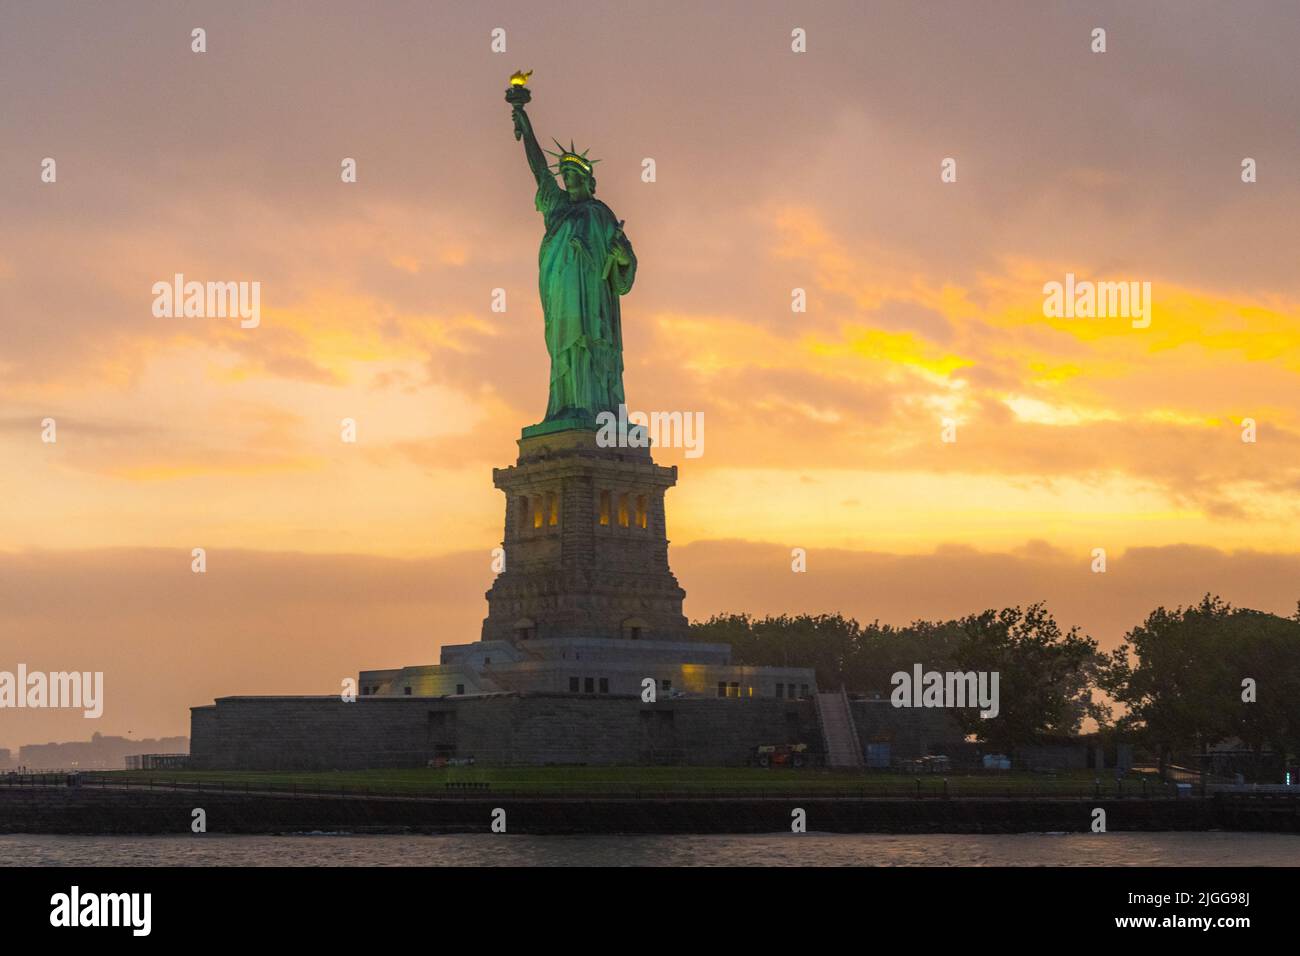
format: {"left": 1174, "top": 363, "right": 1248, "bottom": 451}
{"left": 506, "top": 72, "right": 636, "bottom": 426}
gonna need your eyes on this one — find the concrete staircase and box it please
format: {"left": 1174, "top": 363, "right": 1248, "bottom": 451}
{"left": 815, "top": 689, "right": 864, "bottom": 769}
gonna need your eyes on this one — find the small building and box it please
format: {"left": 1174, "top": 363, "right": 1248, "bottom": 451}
{"left": 125, "top": 753, "right": 190, "bottom": 771}
{"left": 359, "top": 636, "right": 815, "bottom": 702}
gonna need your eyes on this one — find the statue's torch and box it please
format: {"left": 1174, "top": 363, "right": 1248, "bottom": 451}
{"left": 506, "top": 69, "right": 533, "bottom": 140}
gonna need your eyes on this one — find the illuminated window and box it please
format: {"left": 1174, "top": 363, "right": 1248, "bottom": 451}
{"left": 532, "top": 495, "right": 544, "bottom": 529}
{"left": 728, "top": 682, "right": 740, "bottom": 699}
{"left": 599, "top": 490, "right": 610, "bottom": 526}
{"left": 618, "top": 493, "right": 629, "bottom": 528}
{"left": 636, "top": 495, "right": 647, "bottom": 529}
{"left": 548, "top": 492, "right": 559, "bottom": 526}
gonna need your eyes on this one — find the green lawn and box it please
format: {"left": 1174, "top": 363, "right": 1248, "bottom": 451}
{"left": 88, "top": 766, "right": 1173, "bottom": 798}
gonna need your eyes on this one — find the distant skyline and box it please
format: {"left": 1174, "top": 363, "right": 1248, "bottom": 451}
{"left": 2, "top": 730, "right": 189, "bottom": 771}
{"left": 2, "top": 1, "right": 1299, "bottom": 746}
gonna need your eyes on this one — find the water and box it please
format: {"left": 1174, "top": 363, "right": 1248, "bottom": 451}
{"left": 3, "top": 831, "right": 1296, "bottom": 866}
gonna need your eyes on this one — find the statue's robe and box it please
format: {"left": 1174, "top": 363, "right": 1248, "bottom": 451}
{"left": 535, "top": 174, "right": 635, "bottom": 421}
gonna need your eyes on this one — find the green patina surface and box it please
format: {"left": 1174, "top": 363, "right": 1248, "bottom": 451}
{"left": 520, "top": 416, "right": 595, "bottom": 439}
{"left": 507, "top": 78, "right": 635, "bottom": 431}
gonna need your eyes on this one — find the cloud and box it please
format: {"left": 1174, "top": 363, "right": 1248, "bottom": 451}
{"left": 3, "top": 0, "right": 1299, "bottom": 751}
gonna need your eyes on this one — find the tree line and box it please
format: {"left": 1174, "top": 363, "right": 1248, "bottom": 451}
{"left": 688, "top": 595, "right": 1300, "bottom": 774}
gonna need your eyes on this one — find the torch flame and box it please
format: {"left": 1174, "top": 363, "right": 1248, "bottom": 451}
{"left": 509, "top": 69, "right": 533, "bottom": 87}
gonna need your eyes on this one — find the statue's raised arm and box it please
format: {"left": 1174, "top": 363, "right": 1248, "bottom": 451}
{"left": 505, "top": 71, "right": 551, "bottom": 188}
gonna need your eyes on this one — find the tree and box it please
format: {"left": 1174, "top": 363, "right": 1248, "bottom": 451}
{"left": 948, "top": 603, "right": 1105, "bottom": 754}
{"left": 845, "top": 618, "right": 965, "bottom": 697}
{"left": 1099, "top": 595, "right": 1300, "bottom": 781}
{"left": 689, "top": 613, "right": 862, "bottom": 689}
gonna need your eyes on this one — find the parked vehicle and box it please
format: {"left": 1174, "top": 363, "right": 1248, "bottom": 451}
{"left": 753, "top": 743, "right": 809, "bottom": 768}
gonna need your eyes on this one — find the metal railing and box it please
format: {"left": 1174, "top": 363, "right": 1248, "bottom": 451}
{"left": 2, "top": 772, "right": 85, "bottom": 787}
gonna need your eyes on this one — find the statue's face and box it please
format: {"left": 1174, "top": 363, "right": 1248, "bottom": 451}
{"left": 562, "top": 167, "right": 592, "bottom": 199}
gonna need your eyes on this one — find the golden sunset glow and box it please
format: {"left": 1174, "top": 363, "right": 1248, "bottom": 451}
{"left": 2, "top": 2, "right": 1299, "bottom": 747}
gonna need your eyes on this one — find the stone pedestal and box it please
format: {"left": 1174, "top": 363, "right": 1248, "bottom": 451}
{"left": 481, "top": 426, "right": 688, "bottom": 644}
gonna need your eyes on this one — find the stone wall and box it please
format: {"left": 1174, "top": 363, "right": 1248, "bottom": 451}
{"left": 190, "top": 694, "right": 823, "bottom": 770}
{"left": 190, "top": 697, "right": 437, "bottom": 770}
{"left": 850, "top": 698, "right": 969, "bottom": 763}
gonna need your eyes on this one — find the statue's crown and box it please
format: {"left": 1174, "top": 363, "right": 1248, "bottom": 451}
{"left": 545, "top": 139, "right": 599, "bottom": 177}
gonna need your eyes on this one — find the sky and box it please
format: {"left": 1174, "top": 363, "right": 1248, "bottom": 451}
{"left": 1, "top": 0, "right": 1298, "bottom": 748}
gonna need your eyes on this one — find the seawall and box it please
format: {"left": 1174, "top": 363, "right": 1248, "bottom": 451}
{"left": 3, "top": 786, "right": 1292, "bottom": 835}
